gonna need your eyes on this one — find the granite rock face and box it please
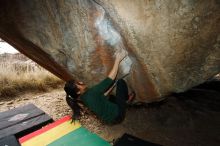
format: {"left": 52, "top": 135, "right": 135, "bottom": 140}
{"left": 0, "top": 0, "right": 219, "bottom": 102}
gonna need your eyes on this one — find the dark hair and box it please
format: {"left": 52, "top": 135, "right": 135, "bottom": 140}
{"left": 64, "top": 80, "right": 81, "bottom": 122}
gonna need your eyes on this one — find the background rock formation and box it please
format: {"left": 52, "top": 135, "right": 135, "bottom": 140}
{"left": 0, "top": 0, "right": 219, "bottom": 102}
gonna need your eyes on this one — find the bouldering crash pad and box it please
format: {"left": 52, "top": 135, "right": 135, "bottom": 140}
{"left": 0, "top": 135, "right": 21, "bottom": 146}
{"left": 0, "top": 104, "right": 53, "bottom": 139}
{"left": 19, "top": 116, "right": 110, "bottom": 146}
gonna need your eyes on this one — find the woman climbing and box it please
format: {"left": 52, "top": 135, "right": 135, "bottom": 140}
{"left": 64, "top": 49, "right": 135, "bottom": 124}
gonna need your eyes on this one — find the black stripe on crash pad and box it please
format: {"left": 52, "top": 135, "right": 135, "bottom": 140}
{"left": 0, "top": 104, "right": 53, "bottom": 139}
{"left": 0, "top": 135, "right": 21, "bottom": 146}
{"left": 0, "top": 104, "right": 45, "bottom": 130}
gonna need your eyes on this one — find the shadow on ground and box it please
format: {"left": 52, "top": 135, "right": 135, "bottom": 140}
{"left": 103, "top": 80, "right": 220, "bottom": 146}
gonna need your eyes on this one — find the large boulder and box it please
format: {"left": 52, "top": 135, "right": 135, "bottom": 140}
{"left": 0, "top": 0, "right": 219, "bottom": 102}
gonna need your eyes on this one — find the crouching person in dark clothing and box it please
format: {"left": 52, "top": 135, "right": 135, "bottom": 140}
{"left": 64, "top": 50, "right": 134, "bottom": 124}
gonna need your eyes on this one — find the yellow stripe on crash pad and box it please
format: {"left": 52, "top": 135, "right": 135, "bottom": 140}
{"left": 21, "top": 120, "right": 81, "bottom": 146}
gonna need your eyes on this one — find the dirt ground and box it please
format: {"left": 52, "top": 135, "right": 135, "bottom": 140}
{"left": 0, "top": 81, "right": 220, "bottom": 146}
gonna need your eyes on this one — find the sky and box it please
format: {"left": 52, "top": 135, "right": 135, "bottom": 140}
{"left": 0, "top": 41, "right": 19, "bottom": 54}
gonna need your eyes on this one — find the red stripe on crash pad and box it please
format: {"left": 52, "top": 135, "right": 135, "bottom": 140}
{"left": 19, "top": 116, "right": 71, "bottom": 143}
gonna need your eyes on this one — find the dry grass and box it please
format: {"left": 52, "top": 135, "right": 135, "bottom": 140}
{"left": 0, "top": 63, "right": 64, "bottom": 97}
